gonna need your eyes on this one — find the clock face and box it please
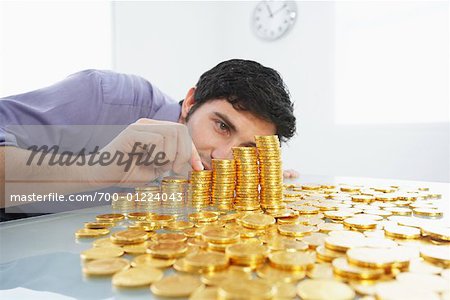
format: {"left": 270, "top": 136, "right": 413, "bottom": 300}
{"left": 252, "top": 1, "right": 297, "bottom": 41}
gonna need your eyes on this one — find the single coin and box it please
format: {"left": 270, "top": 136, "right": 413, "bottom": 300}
{"left": 408, "top": 258, "right": 443, "bottom": 274}
{"left": 75, "top": 228, "right": 110, "bottom": 238}
{"left": 165, "top": 220, "right": 194, "bottom": 231}
{"left": 240, "top": 213, "right": 276, "bottom": 229}
{"left": 268, "top": 251, "right": 315, "bottom": 271}
{"left": 256, "top": 264, "right": 306, "bottom": 283}
{"left": 421, "top": 225, "right": 450, "bottom": 241}
{"left": 343, "top": 217, "right": 378, "bottom": 230}
{"left": 83, "top": 258, "right": 130, "bottom": 276}
{"left": 324, "top": 236, "right": 366, "bottom": 252}
{"left": 297, "top": 279, "right": 355, "bottom": 300}
{"left": 184, "top": 252, "right": 229, "bottom": 272}
{"left": 384, "top": 225, "right": 421, "bottom": 239}
{"left": 277, "top": 224, "right": 316, "bottom": 237}
{"left": 122, "top": 242, "right": 152, "bottom": 255}
{"left": 150, "top": 274, "right": 202, "bottom": 297}
{"left": 332, "top": 257, "right": 384, "bottom": 280}
{"left": 152, "top": 233, "right": 187, "bottom": 244}
{"left": 81, "top": 247, "right": 124, "bottom": 260}
{"left": 202, "top": 228, "right": 240, "bottom": 244}
{"left": 189, "top": 286, "right": 218, "bottom": 300}
{"left": 396, "top": 272, "right": 449, "bottom": 293}
{"left": 420, "top": 245, "right": 450, "bottom": 267}
{"left": 84, "top": 222, "right": 114, "bottom": 229}
{"left": 131, "top": 254, "right": 175, "bottom": 268}
{"left": 375, "top": 281, "right": 441, "bottom": 300}
{"left": 413, "top": 208, "right": 443, "bottom": 217}
{"left": 111, "top": 229, "right": 148, "bottom": 244}
{"left": 93, "top": 237, "right": 117, "bottom": 248}
{"left": 306, "top": 263, "right": 334, "bottom": 279}
{"left": 147, "top": 242, "right": 188, "bottom": 259}
{"left": 112, "top": 266, "right": 163, "bottom": 287}
{"left": 218, "top": 278, "right": 274, "bottom": 300}
{"left": 96, "top": 213, "right": 125, "bottom": 222}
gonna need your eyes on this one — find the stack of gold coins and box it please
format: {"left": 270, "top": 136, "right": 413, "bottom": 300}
{"left": 232, "top": 147, "right": 260, "bottom": 211}
{"left": 211, "top": 159, "right": 236, "bottom": 210}
{"left": 111, "top": 193, "right": 135, "bottom": 213}
{"left": 188, "top": 170, "right": 212, "bottom": 208}
{"left": 255, "top": 135, "right": 284, "bottom": 211}
{"left": 135, "top": 185, "right": 161, "bottom": 212}
{"left": 161, "top": 176, "right": 189, "bottom": 218}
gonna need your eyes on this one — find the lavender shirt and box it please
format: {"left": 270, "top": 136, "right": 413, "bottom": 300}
{"left": 0, "top": 69, "right": 182, "bottom": 147}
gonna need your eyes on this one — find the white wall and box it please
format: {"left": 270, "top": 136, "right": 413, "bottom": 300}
{"left": 113, "top": 1, "right": 449, "bottom": 182}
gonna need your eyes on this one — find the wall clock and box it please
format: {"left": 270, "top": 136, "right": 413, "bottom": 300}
{"left": 252, "top": 1, "right": 298, "bottom": 41}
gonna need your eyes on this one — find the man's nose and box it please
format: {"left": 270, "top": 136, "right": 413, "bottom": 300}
{"left": 211, "top": 145, "right": 234, "bottom": 160}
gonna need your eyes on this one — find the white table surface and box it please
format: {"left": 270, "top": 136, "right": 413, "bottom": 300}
{"left": 1, "top": 174, "right": 449, "bottom": 300}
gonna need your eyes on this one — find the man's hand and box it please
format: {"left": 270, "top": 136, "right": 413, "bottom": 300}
{"left": 88, "top": 118, "right": 202, "bottom": 188}
{"left": 283, "top": 168, "right": 299, "bottom": 179}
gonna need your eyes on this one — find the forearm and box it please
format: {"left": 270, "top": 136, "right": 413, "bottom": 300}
{"left": 1, "top": 146, "right": 110, "bottom": 208}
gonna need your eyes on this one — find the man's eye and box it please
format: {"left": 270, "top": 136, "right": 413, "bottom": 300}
{"left": 216, "top": 121, "right": 229, "bottom": 132}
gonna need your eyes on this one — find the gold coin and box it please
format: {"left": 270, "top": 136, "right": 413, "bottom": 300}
{"left": 240, "top": 213, "right": 276, "bottom": 229}
{"left": 346, "top": 247, "right": 411, "bottom": 269}
{"left": 202, "top": 228, "right": 240, "bottom": 244}
{"left": 324, "top": 236, "right": 366, "bottom": 252}
{"left": 269, "top": 251, "right": 315, "bottom": 271}
{"left": 421, "top": 225, "right": 450, "bottom": 241}
{"left": 111, "top": 229, "right": 148, "bottom": 244}
{"left": 184, "top": 252, "right": 229, "bottom": 272}
{"left": 131, "top": 254, "right": 175, "bottom": 268}
{"left": 189, "top": 211, "right": 219, "bottom": 222}
{"left": 225, "top": 243, "right": 268, "bottom": 260}
{"left": 93, "top": 237, "right": 117, "bottom": 248}
{"left": 384, "top": 224, "right": 421, "bottom": 239}
{"left": 375, "top": 281, "right": 441, "bottom": 300}
{"left": 96, "top": 213, "right": 125, "bottom": 222}
{"left": 343, "top": 217, "right": 378, "bottom": 230}
{"left": 306, "top": 263, "right": 334, "bottom": 279}
{"left": 189, "top": 286, "right": 218, "bottom": 300}
{"left": 75, "top": 228, "right": 110, "bottom": 238}
{"left": 297, "top": 279, "right": 355, "bottom": 300}
{"left": 218, "top": 278, "right": 274, "bottom": 300}
{"left": 332, "top": 257, "right": 384, "bottom": 280}
{"left": 165, "top": 220, "right": 194, "bottom": 231}
{"left": 84, "top": 222, "right": 114, "bottom": 229}
{"left": 277, "top": 224, "right": 316, "bottom": 237}
{"left": 256, "top": 264, "right": 306, "bottom": 283}
{"left": 82, "top": 258, "right": 130, "bottom": 276}
{"left": 150, "top": 274, "right": 202, "bottom": 297}
{"left": 112, "top": 266, "right": 163, "bottom": 287}
{"left": 420, "top": 245, "right": 450, "bottom": 267}
{"left": 80, "top": 247, "right": 124, "bottom": 260}
{"left": 201, "top": 269, "right": 252, "bottom": 286}
{"left": 122, "top": 242, "right": 152, "bottom": 255}
{"left": 152, "top": 233, "right": 187, "bottom": 244}
{"left": 128, "top": 212, "right": 153, "bottom": 221}
{"left": 396, "top": 272, "right": 449, "bottom": 293}
{"left": 273, "top": 282, "right": 297, "bottom": 300}
{"left": 413, "top": 208, "right": 443, "bottom": 217}
{"left": 147, "top": 242, "right": 188, "bottom": 259}
{"left": 315, "top": 246, "right": 345, "bottom": 263}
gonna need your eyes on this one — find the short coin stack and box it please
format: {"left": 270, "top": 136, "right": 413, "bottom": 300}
{"left": 187, "top": 170, "right": 212, "bottom": 208}
{"left": 211, "top": 159, "right": 236, "bottom": 210}
{"left": 160, "top": 176, "right": 189, "bottom": 217}
{"left": 232, "top": 147, "right": 260, "bottom": 211}
{"left": 256, "top": 135, "right": 285, "bottom": 211}
{"left": 135, "top": 185, "right": 161, "bottom": 212}
{"left": 111, "top": 193, "right": 135, "bottom": 213}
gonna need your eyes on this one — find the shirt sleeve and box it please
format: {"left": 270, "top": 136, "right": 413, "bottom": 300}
{"left": 0, "top": 69, "right": 181, "bottom": 147}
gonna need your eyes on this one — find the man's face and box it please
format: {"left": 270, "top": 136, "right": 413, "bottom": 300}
{"left": 183, "top": 99, "right": 276, "bottom": 170}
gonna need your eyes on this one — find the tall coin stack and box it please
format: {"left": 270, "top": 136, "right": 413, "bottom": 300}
{"left": 161, "top": 176, "right": 189, "bottom": 218}
{"left": 232, "top": 147, "right": 260, "bottom": 211}
{"left": 188, "top": 170, "right": 212, "bottom": 208}
{"left": 211, "top": 159, "right": 236, "bottom": 210}
{"left": 255, "top": 135, "right": 285, "bottom": 211}
{"left": 135, "top": 185, "right": 161, "bottom": 213}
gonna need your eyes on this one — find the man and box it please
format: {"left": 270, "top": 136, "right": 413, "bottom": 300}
{"left": 0, "top": 59, "right": 298, "bottom": 220}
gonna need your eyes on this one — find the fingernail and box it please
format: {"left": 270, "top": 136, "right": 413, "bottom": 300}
{"left": 194, "top": 160, "right": 204, "bottom": 171}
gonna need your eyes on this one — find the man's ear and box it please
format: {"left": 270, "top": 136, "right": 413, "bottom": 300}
{"left": 180, "top": 87, "right": 196, "bottom": 122}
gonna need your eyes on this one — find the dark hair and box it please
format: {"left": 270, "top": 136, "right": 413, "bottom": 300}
{"left": 186, "top": 59, "right": 296, "bottom": 142}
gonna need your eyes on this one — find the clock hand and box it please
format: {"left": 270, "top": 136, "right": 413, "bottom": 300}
{"left": 264, "top": 1, "right": 273, "bottom": 17}
{"left": 272, "top": 3, "right": 287, "bottom": 16}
